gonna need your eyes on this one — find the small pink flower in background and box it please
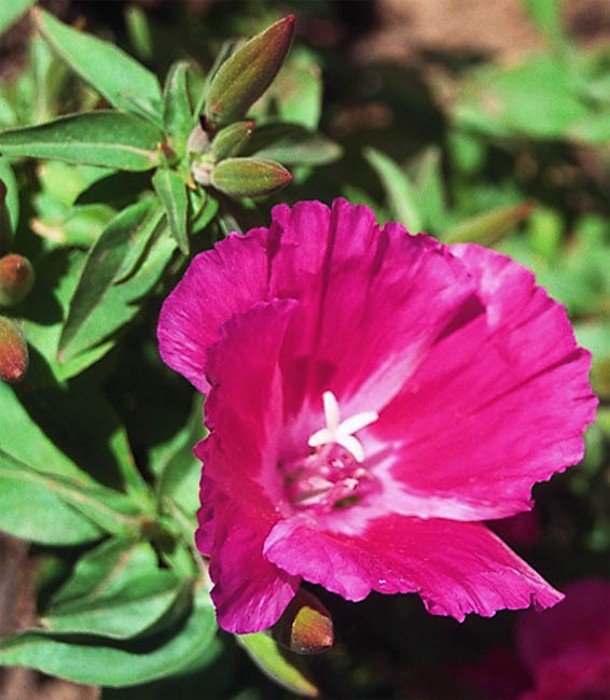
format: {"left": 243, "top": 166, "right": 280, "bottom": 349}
{"left": 516, "top": 578, "right": 610, "bottom": 700}
{"left": 158, "top": 199, "right": 597, "bottom": 634}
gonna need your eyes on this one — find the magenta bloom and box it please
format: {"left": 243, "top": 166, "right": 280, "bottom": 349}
{"left": 158, "top": 199, "right": 596, "bottom": 634}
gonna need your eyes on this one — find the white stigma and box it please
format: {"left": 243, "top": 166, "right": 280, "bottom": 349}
{"left": 307, "top": 390, "right": 379, "bottom": 463}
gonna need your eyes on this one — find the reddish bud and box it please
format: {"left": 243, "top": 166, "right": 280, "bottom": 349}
{"left": 212, "top": 120, "right": 255, "bottom": 160}
{"left": 205, "top": 16, "right": 295, "bottom": 127}
{"left": 0, "top": 254, "right": 35, "bottom": 306}
{"left": 0, "top": 316, "right": 28, "bottom": 383}
{"left": 211, "top": 157, "right": 292, "bottom": 198}
{"left": 271, "top": 589, "right": 334, "bottom": 655}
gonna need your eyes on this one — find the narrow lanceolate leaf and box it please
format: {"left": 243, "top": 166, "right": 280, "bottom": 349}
{"left": 0, "top": 588, "right": 219, "bottom": 687}
{"left": 444, "top": 202, "right": 534, "bottom": 245}
{"left": 163, "top": 61, "right": 195, "bottom": 157}
{"left": 43, "top": 539, "right": 184, "bottom": 639}
{"left": 59, "top": 201, "right": 175, "bottom": 362}
{"left": 0, "top": 452, "right": 103, "bottom": 545}
{"left": 34, "top": 8, "right": 163, "bottom": 126}
{"left": 152, "top": 169, "right": 189, "bottom": 254}
{"left": 0, "top": 112, "right": 162, "bottom": 171}
{"left": 0, "top": 0, "right": 36, "bottom": 35}
{"left": 205, "top": 16, "right": 295, "bottom": 127}
{"left": 364, "top": 147, "right": 423, "bottom": 233}
{"left": 246, "top": 124, "right": 342, "bottom": 166}
{"left": 237, "top": 633, "right": 319, "bottom": 698}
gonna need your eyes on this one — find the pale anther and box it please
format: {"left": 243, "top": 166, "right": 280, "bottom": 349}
{"left": 307, "top": 390, "right": 378, "bottom": 463}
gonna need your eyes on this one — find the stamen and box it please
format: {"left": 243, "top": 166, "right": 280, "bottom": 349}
{"left": 307, "top": 390, "right": 378, "bottom": 463}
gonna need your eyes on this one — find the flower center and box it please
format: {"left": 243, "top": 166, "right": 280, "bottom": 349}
{"left": 281, "top": 391, "right": 379, "bottom": 510}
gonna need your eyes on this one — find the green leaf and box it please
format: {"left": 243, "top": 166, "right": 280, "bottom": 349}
{"left": 0, "top": 112, "right": 162, "bottom": 171}
{"left": 155, "top": 395, "right": 206, "bottom": 516}
{"left": 520, "top": 0, "right": 562, "bottom": 42}
{"left": 163, "top": 61, "right": 195, "bottom": 157}
{"left": 44, "top": 539, "right": 184, "bottom": 639}
{"left": 59, "top": 199, "right": 175, "bottom": 362}
{"left": 34, "top": 8, "right": 163, "bottom": 126}
{"left": 246, "top": 124, "right": 342, "bottom": 166}
{"left": 0, "top": 0, "right": 36, "bottom": 35}
{"left": 0, "top": 157, "right": 19, "bottom": 232}
{"left": 444, "top": 202, "right": 533, "bottom": 244}
{"left": 0, "top": 451, "right": 104, "bottom": 545}
{"left": 237, "top": 633, "right": 319, "bottom": 698}
{"left": 413, "top": 147, "right": 446, "bottom": 233}
{"left": 0, "top": 587, "right": 218, "bottom": 687}
{"left": 364, "top": 147, "right": 423, "bottom": 233}
{"left": 152, "top": 169, "right": 189, "bottom": 254}
{"left": 0, "top": 381, "right": 95, "bottom": 481}
{"left": 252, "top": 47, "right": 323, "bottom": 130}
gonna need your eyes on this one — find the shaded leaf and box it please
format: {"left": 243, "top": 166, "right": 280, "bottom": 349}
{"left": 152, "top": 169, "right": 189, "bottom": 254}
{"left": 163, "top": 60, "right": 195, "bottom": 157}
{"left": 34, "top": 8, "right": 163, "bottom": 126}
{"left": 364, "top": 147, "right": 423, "bottom": 232}
{"left": 59, "top": 200, "right": 174, "bottom": 362}
{"left": 0, "top": 587, "right": 219, "bottom": 687}
{"left": 246, "top": 124, "right": 342, "bottom": 166}
{"left": 238, "top": 633, "right": 319, "bottom": 698}
{"left": 0, "top": 112, "right": 161, "bottom": 171}
{"left": 444, "top": 202, "right": 533, "bottom": 244}
{"left": 44, "top": 538, "right": 184, "bottom": 639}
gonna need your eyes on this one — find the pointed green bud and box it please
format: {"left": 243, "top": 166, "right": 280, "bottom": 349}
{"left": 212, "top": 121, "right": 255, "bottom": 160}
{"left": 205, "top": 16, "right": 295, "bottom": 127}
{"left": 0, "top": 180, "right": 14, "bottom": 255}
{"left": 271, "top": 589, "right": 334, "bottom": 655}
{"left": 0, "top": 316, "right": 28, "bottom": 383}
{"left": 0, "top": 254, "right": 35, "bottom": 307}
{"left": 211, "top": 157, "right": 292, "bottom": 198}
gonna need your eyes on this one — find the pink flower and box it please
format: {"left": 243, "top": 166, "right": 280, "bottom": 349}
{"left": 516, "top": 578, "right": 610, "bottom": 700}
{"left": 158, "top": 199, "right": 596, "bottom": 634}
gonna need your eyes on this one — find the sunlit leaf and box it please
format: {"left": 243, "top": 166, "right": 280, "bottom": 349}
{"left": 34, "top": 8, "right": 163, "bottom": 126}
{"left": 0, "top": 0, "right": 36, "bottom": 35}
{"left": 0, "top": 112, "right": 162, "bottom": 171}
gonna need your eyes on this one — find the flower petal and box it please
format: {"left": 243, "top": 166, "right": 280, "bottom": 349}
{"left": 270, "top": 199, "right": 480, "bottom": 455}
{"left": 375, "top": 244, "right": 597, "bottom": 519}
{"left": 157, "top": 229, "right": 268, "bottom": 392}
{"left": 264, "top": 515, "right": 563, "bottom": 621}
{"left": 195, "top": 299, "right": 301, "bottom": 632}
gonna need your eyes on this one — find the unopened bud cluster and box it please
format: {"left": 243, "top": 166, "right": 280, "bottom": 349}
{"left": 0, "top": 178, "right": 32, "bottom": 383}
{"left": 188, "top": 16, "right": 294, "bottom": 198}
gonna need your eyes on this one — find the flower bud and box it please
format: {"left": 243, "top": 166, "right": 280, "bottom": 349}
{"left": 205, "top": 16, "right": 295, "bottom": 127}
{"left": 212, "top": 121, "right": 254, "bottom": 160}
{"left": 0, "top": 180, "right": 14, "bottom": 255}
{"left": 0, "top": 316, "right": 28, "bottom": 383}
{"left": 0, "top": 254, "right": 35, "bottom": 307}
{"left": 271, "top": 589, "right": 334, "bottom": 655}
{"left": 186, "top": 122, "right": 210, "bottom": 155}
{"left": 211, "top": 157, "right": 292, "bottom": 198}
